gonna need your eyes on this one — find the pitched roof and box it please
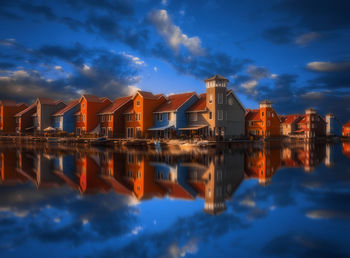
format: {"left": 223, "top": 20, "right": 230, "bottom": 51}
{"left": 52, "top": 99, "right": 80, "bottom": 116}
{"left": 204, "top": 74, "right": 229, "bottom": 82}
{"left": 123, "top": 105, "right": 133, "bottom": 114}
{"left": 154, "top": 92, "right": 196, "bottom": 113}
{"left": 245, "top": 109, "right": 260, "bottom": 121}
{"left": 98, "top": 96, "right": 132, "bottom": 114}
{"left": 15, "top": 103, "right": 36, "bottom": 117}
{"left": 156, "top": 180, "right": 195, "bottom": 200}
{"left": 36, "top": 98, "right": 57, "bottom": 105}
{"left": 187, "top": 93, "right": 206, "bottom": 112}
{"left": 344, "top": 121, "right": 350, "bottom": 128}
{"left": 135, "top": 91, "right": 165, "bottom": 100}
{"left": 280, "top": 114, "right": 301, "bottom": 124}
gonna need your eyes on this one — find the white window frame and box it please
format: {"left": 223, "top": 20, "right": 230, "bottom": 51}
{"left": 218, "top": 110, "right": 223, "bottom": 120}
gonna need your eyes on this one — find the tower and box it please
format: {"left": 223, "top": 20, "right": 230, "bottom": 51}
{"left": 204, "top": 75, "right": 229, "bottom": 138}
{"left": 259, "top": 100, "right": 272, "bottom": 137}
{"left": 325, "top": 113, "right": 334, "bottom": 136}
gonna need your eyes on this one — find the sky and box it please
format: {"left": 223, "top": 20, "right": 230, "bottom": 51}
{"left": 0, "top": 0, "right": 349, "bottom": 122}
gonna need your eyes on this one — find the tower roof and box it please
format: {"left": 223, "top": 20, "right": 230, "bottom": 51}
{"left": 204, "top": 74, "right": 229, "bottom": 82}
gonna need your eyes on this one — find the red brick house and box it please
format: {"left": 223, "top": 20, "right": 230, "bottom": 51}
{"left": 294, "top": 108, "right": 326, "bottom": 138}
{"left": 97, "top": 96, "right": 132, "bottom": 138}
{"left": 343, "top": 121, "right": 350, "bottom": 137}
{"left": 75, "top": 95, "right": 112, "bottom": 135}
{"left": 280, "top": 114, "right": 302, "bottom": 136}
{"left": 0, "top": 100, "right": 27, "bottom": 133}
{"left": 245, "top": 100, "right": 281, "bottom": 138}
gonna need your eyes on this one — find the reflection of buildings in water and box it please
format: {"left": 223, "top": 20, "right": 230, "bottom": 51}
{"left": 343, "top": 143, "right": 350, "bottom": 159}
{"left": 16, "top": 150, "right": 37, "bottom": 184}
{"left": 153, "top": 163, "right": 196, "bottom": 200}
{"left": 245, "top": 148, "right": 281, "bottom": 185}
{"left": 324, "top": 144, "right": 334, "bottom": 167}
{"left": 76, "top": 154, "right": 110, "bottom": 194}
{"left": 0, "top": 150, "right": 27, "bottom": 184}
{"left": 99, "top": 152, "right": 133, "bottom": 196}
{"left": 53, "top": 154, "right": 80, "bottom": 191}
{"left": 297, "top": 143, "right": 326, "bottom": 173}
{"left": 188, "top": 153, "right": 245, "bottom": 215}
{"left": 35, "top": 154, "right": 64, "bottom": 188}
{"left": 124, "top": 153, "right": 166, "bottom": 200}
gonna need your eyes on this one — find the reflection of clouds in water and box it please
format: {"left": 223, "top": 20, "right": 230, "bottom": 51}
{"left": 261, "top": 231, "right": 349, "bottom": 257}
{"left": 306, "top": 209, "right": 350, "bottom": 220}
{"left": 166, "top": 238, "right": 199, "bottom": 258}
{"left": 0, "top": 184, "right": 137, "bottom": 250}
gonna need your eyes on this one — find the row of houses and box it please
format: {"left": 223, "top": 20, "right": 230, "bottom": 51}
{"left": 0, "top": 75, "right": 349, "bottom": 139}
{"left": 1, "top": 142, "right": 346, "bottom": 214}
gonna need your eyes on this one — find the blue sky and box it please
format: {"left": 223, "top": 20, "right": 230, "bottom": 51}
{"left": 0, "top": 0, "right": 349, "bottom": 121}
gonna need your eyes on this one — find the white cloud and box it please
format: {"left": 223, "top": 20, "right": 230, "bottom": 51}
{"left": 131, "top": 225, "right": 143, "bottom": 235}
{"left": 153, "top": 66, "right": 158, "bottom": 72}
{"left": 270, "top": 73, "right": 278, "bottom": 79}
{"left": 167, "top": 238, "right": 198, "bottom": 258}
{"left": 148, "top": 9, "right": 204, "bottom": 55}
{"left": 301, "top": 91, "right": 324, "bottom": 99}
{"left": 295, "top": 32, "right": 321, "bottom": 46}
{"left": 307, "top": 61, "right": 350, "bottom": 72}
{"left": 83, "top": 64, "right": 91, "bottom": 71}
{"left": 161, "top": 0, "right": 167, "bottom": 5}
{"left": 241, "top": 80, "right": 258, "bottom": 90}
{"left": 121, "top": 52, "right": 146, "bottom": 66}
{"left": 54, "top": 65, "right": 63, "bottom": 71}
{"left": 127, "top": 85, "right": 141, "bottom": 95}
{"left": 179, "top": 10, "right": 185, "bottom": 16}
{"left": 239, "top": 197, "right": 256, "bottom": 208}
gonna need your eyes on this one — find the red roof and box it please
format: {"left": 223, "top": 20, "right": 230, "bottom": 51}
{"left": 81, "top": 95, "right": 110, "bottom": 103}
{"left": 53, "top": 100, "right": 79, "bottom": 116}
{"left": 245, "top": 109, "right": 260, "bottom": 121}
{"left": 123, "top": 105, "right": 134, "bottom": 114}
{"left": 98, "top": 96, "right": 132, "bottom": 114}
{"left": 204, "top": 74, "right": 229, "bottom": 82}
{"left": 280, "top": 114, "right": 301, "bottom": 124}
{"left": 344, "top": 121, "right": 350, "bottom": 128}
{"left": 187, "top": 93, "right": 206, "bottom": 112}
{"left": 154, "top": 92, "right": 196, "bottom": 112}
{"left": 36, "top": 97, "right": 62, "bottom": 105}
{"left": 157, "top": 180, "right": 195, "bottom": 200}
{"left": 136, "top": 91, "right": 164, "bottom": 100}
{"left": 15, "top": 103, "right": 37, "bottom": 117}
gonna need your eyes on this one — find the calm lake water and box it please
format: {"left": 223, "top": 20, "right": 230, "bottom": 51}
{"left": 0, "top": 142, "right": 350, "bottom": 258}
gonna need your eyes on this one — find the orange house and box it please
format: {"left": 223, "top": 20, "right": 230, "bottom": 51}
{"left": 75, "top": 95, "right": 112, "bottom": 135}
{"left": 343, "top": 121, "right": 350, "bottom": 137}
{"left": 245, "top": 148, "right": 281, "bottom": 185}
{"left": 97, "top": 96, "right": 132, "bottom": 138}
{"left": 245, "top": 100, "right": 281, "bottom": 137}
{"left": 0, "top": 100, "right": 27, "bottom": 133}
{"left": 124, "top": 91, "right": 166, "bottom": 138}
{"left": 124, "top": 153, "right": 166, "bottom": 200}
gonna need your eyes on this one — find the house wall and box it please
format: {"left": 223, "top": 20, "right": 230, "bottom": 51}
{"left": 259, "top": 106, "right": 280, "bottom": 137}
{"left": 0, "top": 104, "right": 27, "bottom": 132}
{"left": 17, "top": 106, "right": 37, "bottom": 132}
{"left": 38, "top": 102, "right": 66, "bottom": 131}
{"left": 62, "top": 104, "right": 80, "bottom": 133}
{"left": 176, "top": 95, "right": 199, "bottom": 130}
{"left": 343, "top": 125, "right": 350, "bottom": 137}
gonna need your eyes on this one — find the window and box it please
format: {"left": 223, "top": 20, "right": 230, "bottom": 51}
{"left": 136, "top": 100, "right": 140, "bottom": 106}
{"left": 267, "top": 111, "right": 270, "bottom": 117}
{"left": 209, "top": 94, "right": 213, "bottom": 104}
{"left": 218, "top": 110, "right": 223, "bottom": 120}
{"left": 101, "top": 116, "right": 105, "bottom": 122}
{"left": 128, "top": 114, "right": 132, "bottom": 121}
{"left": 135, "top": 127, "right": 141, "bottom": 137}
{"left": 261, "top": 111, "right": 264, "bottom": 117}
{"left": 249, "top": 121, "right": 254, "bottom": 126}
{"left": 101, "top": 127, "right": 106, "bottom": 135}
{"left": 82, "top": 103, "right": 85, "bottom": 108}
{"left": 218, "top": 93, "right": 223, "bottom": 104}
{"left": 82, "top": 115, "right": 86, "bottom": 122}
{"left": 262, "top": 121, "right": 264, "bottom": 126}
{"left": 167, "top": 112, "right": 171, "bottom": 120}
{"left": 108, "top": 115, "right": 112, "bottom": 122}
{"left": 137, "top": 171, "right": 142, "bottom": 178}
{"left": 272, "top": 113, "right": 274, "bottom": 118}
{"left": 189, "top": 112, "right": 198, "bottom": 121}
{"left": 156, "top": 113, "right": 162, "bottom": 121}
{"left": 108, "top": 127, "right": 112, "bottom": 136}
{"left": 127, "top": 127, "right": 134, "bottom": 138}
{"left": 136, "top": 113, "right": 141, "bottom": 121}
{"left": 209, "top": 112, "right": 212, "bottom": 120}
{"left": 267, "top": 120, "right": 270, "bottom": 127}
{"left": 82, "top": 128, "right": 86, "bottom": 134}
{"left": 76, "top": 128, "right": 80, "bottom": 135}
{"left": 127, "top": 153, "right": 134, "bottom": 164}
{"left": 228, "top": 96, "right": 233, "bottom": 105}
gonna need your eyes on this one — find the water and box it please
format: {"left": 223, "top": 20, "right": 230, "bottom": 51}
{"left": 0, "top": 142, "right": 349, "bottom": 257}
